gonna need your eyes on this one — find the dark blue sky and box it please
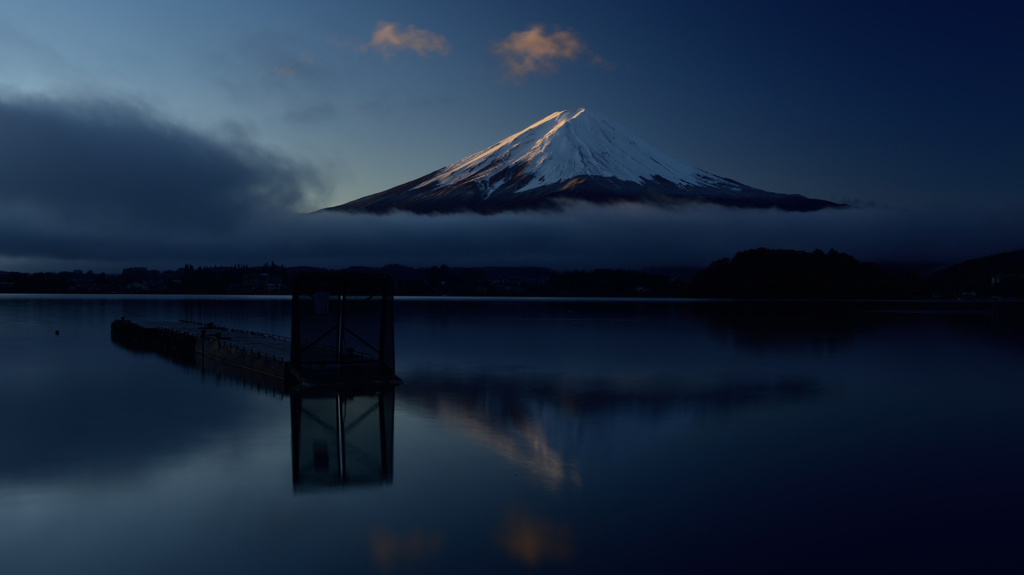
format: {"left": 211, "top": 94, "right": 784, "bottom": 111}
{"left": 1, "top": 0, "right": 1022, "bottom": 271}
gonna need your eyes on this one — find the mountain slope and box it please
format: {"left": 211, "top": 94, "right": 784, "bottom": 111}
{"left": 927, "top": 248, "right": 1024, "bottom": 297}
{"left": 324, "top": 109, "right": 842, "bottom": 214}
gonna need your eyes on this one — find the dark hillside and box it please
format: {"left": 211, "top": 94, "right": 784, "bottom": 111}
{"left": 685, "top": 248, "right": 925, "bottom": 299}
{"left": 927, "top": 249, "right": 1024, "bottom": 298}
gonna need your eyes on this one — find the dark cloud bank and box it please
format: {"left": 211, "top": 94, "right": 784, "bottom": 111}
{"left": 2, "top": 95, "right": 1022, "bottom": 273}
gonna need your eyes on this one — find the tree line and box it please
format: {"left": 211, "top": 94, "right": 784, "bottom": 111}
{"left": 2, "top": 248, "right": 1022, "bottom": 299}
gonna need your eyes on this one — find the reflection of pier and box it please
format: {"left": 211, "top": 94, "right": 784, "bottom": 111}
{"left": 108, "top": 330, "right": 399, "bottom": 491}
{"left": 291, "top": 387, "right": 395, "bottom": 491}
{"left": 108, "top": 273, "right": 400, "bottom": 492}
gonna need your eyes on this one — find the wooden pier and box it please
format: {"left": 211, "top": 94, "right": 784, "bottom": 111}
{"left": 110, "top": 272, "right": 401, "bottom": 390}
{"left": 112, "top": 318, "right": 284, "bottom": 372}
{"left": 111, "top": 317, "right": 401, "bottom": 389}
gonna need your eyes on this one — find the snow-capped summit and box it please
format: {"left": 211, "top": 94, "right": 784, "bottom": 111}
{"left": 416, "top": 108, "right": 717, "bottom": 197}
{"left": 324, "top": 108, "right": 842, "bottom": 214}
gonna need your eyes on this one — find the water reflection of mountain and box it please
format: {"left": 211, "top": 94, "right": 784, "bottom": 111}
{"left": 399, "top": 371, "right": 819, "bottom": 489}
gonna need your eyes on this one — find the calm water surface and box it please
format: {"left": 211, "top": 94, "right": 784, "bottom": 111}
{"left": 0, "top": 295, "right": 1022, "bottom": 574}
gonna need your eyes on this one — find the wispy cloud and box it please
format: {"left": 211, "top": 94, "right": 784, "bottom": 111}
{"left": 492, "top": 25, "right": 604, "bottom": 79}
{"left": 590, "top": 54, "right": 614, "bottom": 70}
{"left": 364, "top": 22, "right": 450, "bottom": 59}
{"left": 260, "top": 54, "right": 313, "bottom": 78}
{"left": 261, "top": 65, "right": 295, "bottom": 77}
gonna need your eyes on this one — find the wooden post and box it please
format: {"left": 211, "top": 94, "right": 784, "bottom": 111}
{"left": 290, "top": 290, "right": 301, "bottom": 367}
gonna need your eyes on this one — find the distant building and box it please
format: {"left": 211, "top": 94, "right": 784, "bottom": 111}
{"left": 992, "top": 273, "right": 1024, "bottom": 285}
{"left": 243, "top": 273, "right": 285, "bottom": 291}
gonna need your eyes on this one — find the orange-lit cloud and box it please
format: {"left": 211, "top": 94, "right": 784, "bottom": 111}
{"left": 497, "top": 510, "right": 574, "bottom": 567}
{"left": 492, "top": 25, "right": 603, "bottom": 78}
{"left": 371, "top": 529, "right": 445, "bottom": 571}
{"left": 365, "top": 22, "right": 451, "bottom": 59}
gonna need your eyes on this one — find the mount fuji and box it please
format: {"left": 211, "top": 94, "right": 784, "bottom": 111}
{"left": 323, "top": 109, "right": 842, "bottom": 215}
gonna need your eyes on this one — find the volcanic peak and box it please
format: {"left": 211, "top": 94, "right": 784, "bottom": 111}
{"left": 414, "top": 108, "right": 735, "bottom": 198}
{"left": 323, "top": 107, "right": 843, "bottom": 214}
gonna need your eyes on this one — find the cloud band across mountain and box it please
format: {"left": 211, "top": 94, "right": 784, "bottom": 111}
{"left": 4, "top": 200, "right": 1024, "bottom": 275}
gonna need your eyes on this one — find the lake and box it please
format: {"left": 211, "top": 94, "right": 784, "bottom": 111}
{"left": 0, "top": 295, "right": 1022, "bottom": 574}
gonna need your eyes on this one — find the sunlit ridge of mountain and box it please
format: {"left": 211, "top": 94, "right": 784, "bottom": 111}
{"left": 322, "top": 108, "right": 843, "bottom": 215}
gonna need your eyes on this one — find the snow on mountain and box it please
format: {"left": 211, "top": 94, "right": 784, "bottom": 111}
{"left": 323, "top": 108, "right": 842, "bottom": 214}
{"left": 416, "top": 108, "right": 735, "bottom": 197}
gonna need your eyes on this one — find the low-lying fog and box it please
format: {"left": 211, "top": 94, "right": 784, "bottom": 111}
{"left": 2, "top": 94, "right": 1021, "bottom": 273}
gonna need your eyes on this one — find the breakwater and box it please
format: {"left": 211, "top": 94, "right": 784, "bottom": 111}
{"left": 111, "top": 318, "right": 290, "bottom": 379}
{"left": 110, "top": 317, "right": 401, "bottom": 389}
